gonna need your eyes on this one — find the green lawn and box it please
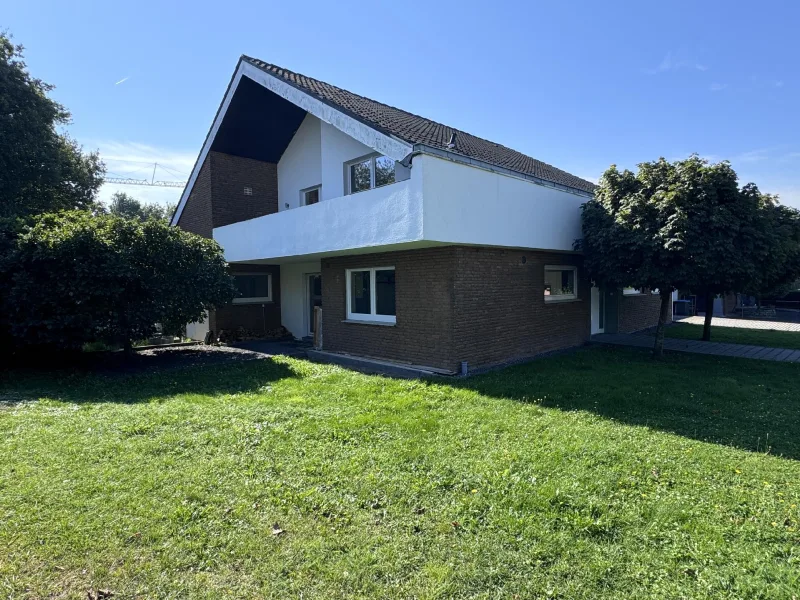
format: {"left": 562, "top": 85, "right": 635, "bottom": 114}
{"left": 1, "top": 348, "right": 799, "bottom": 599}
{"left": 665, "top": 322, "right": 800, "bottom": 349}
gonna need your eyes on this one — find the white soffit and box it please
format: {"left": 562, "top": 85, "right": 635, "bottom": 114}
{"left": 171, "top": 60, "right": 413, "bottom": 226}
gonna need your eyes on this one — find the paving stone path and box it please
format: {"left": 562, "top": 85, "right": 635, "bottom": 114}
{"left": 593, "top": 333, "right": 800, "bottom": 363}
{"left": 675, "top": 315, "right": 800, "bottom": 332}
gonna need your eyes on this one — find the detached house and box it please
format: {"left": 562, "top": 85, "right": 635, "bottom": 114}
{"left": 173, "top": 56, "right": 665, "bottom": 373}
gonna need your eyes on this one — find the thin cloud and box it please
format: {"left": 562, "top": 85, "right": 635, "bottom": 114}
{"left": 774, "top": 80, "right": 785, "bottom": 88}
{"left": 645, "top": 51, "right": 709, "bottom": 75}
{"left": 709, "top": 82, "right": 728, "bottom": 92}
{"left": 115, "top": 76, "right": 130, "bottom": 85}
{"left": 91, "top": 140, "right": 196, "bottom": 206}
{"left": 733, "top": 149, "right": 770, "bottom": 164}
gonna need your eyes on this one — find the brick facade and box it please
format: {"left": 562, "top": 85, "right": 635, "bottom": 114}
{"left": 176, "top": 159, "right": 213, "bottom": 238}
{"left": 176, "top": 152, "right": 281, "bottom": 336}
{"left": 453, "top": 247, "right": 589, "bottom": 369}
{"left": 321, "top": 248, "right": 458, "bottom": 370}
{"left": 211, "top": 264, "right": 281, "bottom": 336}
{"left": 321, "top": 246, "right": 591, "bottom": 372}
{"left": 617, "top": 292, "right": 665, "bottom": 333}
{"left": 176, "top": 151, "right": 278, "bottom": 237}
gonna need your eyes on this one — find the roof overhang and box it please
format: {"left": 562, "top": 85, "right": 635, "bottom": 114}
{"left": 171, "top": 58, "right": 413, "bottom": 226}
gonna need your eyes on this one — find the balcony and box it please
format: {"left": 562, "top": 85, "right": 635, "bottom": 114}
{"left": 214, "top": 179, "right": 423, "bottom": 263}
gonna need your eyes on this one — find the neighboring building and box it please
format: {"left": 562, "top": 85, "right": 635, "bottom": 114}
{"left": 173, "top": 56, "right": 666, "bottom": 373}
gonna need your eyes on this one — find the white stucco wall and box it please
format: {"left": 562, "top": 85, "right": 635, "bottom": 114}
{"left": 320, "top": 121, "right": 376, "bottom": 201}
{"left": 214, "top": 176, "right": 424, "bottom": 262}
{"left": 419, "top": 155, "right": 586, "bottom": 252}
{"left": 280, "top": 260, "right": 321, "bottom": 339}
{"left": 278, "top": 114, "right": 322, "bottom": 211}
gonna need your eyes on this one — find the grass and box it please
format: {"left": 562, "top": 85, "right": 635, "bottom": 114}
{"left": 664, "top": 322, "right": 800, "bottom": 349}
{"left": 1, "top": 347, "right": 799, "bottom": 599}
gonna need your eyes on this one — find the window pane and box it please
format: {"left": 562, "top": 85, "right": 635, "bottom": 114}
{"left": 374, "top": 156, "right": 396, "bottom": 188}
{"left": 544, "top": 269, "right": 574, "bottom": 297}
{"left": 349, "top": 160, "right": 371, "bottom": 193}
{"left": 235, "top": 275, "right": 269, "bottom": 298}
{"left": 304, "top": 188, "right": 319, "bottom": 205}
{"left": 350, "top": 270, "right": 371, "bottom": 314}
{"left": 375, "top": 269, "right": 396, "bottom": 316}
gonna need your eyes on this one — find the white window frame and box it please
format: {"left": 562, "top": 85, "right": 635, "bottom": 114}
{"left": 544, "top": 265, "right": 578, "bottom": 303}
{"left": 300, "top": 184, "right": 321, "bottom": 206}
{"left": 345, "top": 266, "right": 396, "bottom": 324}
{"left": 344, "top": 153, "right": 396, "bottom": 195}
{"left": 232, "top": 272, "right": 273, "bottom": 304}
{"left": 623, "top": 287, "right": 643, "bottom": 296}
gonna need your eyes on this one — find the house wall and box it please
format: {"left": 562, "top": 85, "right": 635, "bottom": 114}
{"left": 176, "top": 151, "right": 278, "bottom": 236}
{"left": 320, "top": 121, "right": 376, "bottom": 201}
{"left": 280, "top": 260, "right": 322, "bottom": 339}
{"left": 320, "top": 246, "right": 590, "bottom": 372}
{"left": 278, "top": 114, "right": 322, "bottom": 211}
{"left": 176, "top": 158, "right": 213, "bottom": 238}
{"left": 617, "top": 292, "right": 665, "bottom": 333}
{"left": 321, "top": 247, "right": 458, "bottom": 370}
{"left": 419, "top": 155, "right": 587, "bottom": 253}
{"left": 210, "top": 152, "right": 278, "bottom": 227}
{"left": 212, "top": 264, "right": 282, "bottom": 336}
{"left": 452, "top": 247, "right": 589, "bottom": 369}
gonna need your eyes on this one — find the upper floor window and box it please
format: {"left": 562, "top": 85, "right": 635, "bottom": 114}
{"left": 345, "top": 154, "right": 396, "bottom": 194}
{"left": 232, "top": 273, "right": 272, "bottom": 304}
{"left": 301, "top": 185, "right": 320, "bottom": 206}
{"left": 544, "top": 265, "right": 577, "bottom": 302}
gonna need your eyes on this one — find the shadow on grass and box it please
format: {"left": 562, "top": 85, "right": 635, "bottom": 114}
{"left": 455, "top": 345, "right": 800, "bottom": 460}
{"left": 0, "top": 351, "right": 298, "bottom": 406}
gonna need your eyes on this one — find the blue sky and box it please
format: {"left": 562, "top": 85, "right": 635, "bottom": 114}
{"left": 5, "top": 0, "right": 799, "bottom": 208}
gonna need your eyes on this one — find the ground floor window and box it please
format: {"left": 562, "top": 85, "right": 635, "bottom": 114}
{"left": 346, "top": 267, "right": 396, "bottom": 323}
{"left": 544, "top": 265, "right": 577, "bottom": 302}
{"left": 232, "top": 272, "right": 272, "bottom": 303}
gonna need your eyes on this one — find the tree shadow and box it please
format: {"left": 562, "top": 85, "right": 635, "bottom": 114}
{"left": 0, "top": 347, "right": 299, "bottom": 406}
{"left": 454, "top": 345, "right": 800, "bottom": 460}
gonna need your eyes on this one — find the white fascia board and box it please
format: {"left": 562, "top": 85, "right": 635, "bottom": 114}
{"left": 171, "top": 59, "right": 413, "bottom": 226}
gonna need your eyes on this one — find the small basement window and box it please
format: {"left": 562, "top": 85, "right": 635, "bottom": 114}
{"left": 243, "top": 186, "right": 253, "bottom": 196}
{"left": 232, "top": 273, "right": 272, "bottom": 304}
{"left": 345, "top": 154, "right": 396, "bottom": 194}
{"left": 301, "top": 185, "right": 321, "bottom": 206}
{"left": 346, "top": 267, "right": 396, "bottom": 323}
{"left": 544, "top": 266, "right": 577, "bottom": 302}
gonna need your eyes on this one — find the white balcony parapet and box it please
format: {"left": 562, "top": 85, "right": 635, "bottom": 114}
{"left": 214, "top": 179, "right": 423, "bottom": 262}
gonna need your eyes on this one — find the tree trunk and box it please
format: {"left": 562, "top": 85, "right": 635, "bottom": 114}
{"left": 652, "top": 289, "right": 672, "bottom": 358}
{"left": 702, "top": 291, "right": 715, "bottom": 341}
{"left": 123, "top": 339, "right": 133, "bottom": 359}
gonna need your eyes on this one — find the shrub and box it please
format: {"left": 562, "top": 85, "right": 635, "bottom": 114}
{"left": 3, "top": 211, "right": 236, "bottom": 353}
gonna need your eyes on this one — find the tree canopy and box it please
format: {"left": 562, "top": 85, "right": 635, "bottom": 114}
{"left": 0, "top": 34, "right": 104, "bottom": 219}
{"left": 579, "top": 155, "right": 800, "bottom": 353}
{"left": 103, "top": 191, "right": 177, "bottom": 222}
{"left": 3, "top": 212, "right": 236, "bottom": 353}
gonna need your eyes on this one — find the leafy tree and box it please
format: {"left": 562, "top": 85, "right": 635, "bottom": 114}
{"left": 578, "top": 155, "right": 796, "bottom": 354}
{"left": 104, "top": 191, "right": 177, "bottom": 222}
{"left": 0, "top": 34, "right": 104, "bottom": 218}
{"left": 4, "top": 211, "right": 236, "bottom": 354}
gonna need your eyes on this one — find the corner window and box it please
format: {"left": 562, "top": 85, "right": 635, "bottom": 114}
{"left": 346, "top": 267, "right": 396, "bottom": 323}
{"left": 232, "top": 273, "right": 272, "bottom": 304}
{"left": 345, "top": 154, "right": 396, "bottom": 195}
{"left": 544, "top": 266, "right": 577, "bottom": 302}
{"left": 301, "top": 185, "right": 321, "bottom": 206}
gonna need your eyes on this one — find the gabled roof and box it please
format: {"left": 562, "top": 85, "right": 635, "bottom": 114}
{"left": 243, "top": 56, "right": 596, "bottom": 195}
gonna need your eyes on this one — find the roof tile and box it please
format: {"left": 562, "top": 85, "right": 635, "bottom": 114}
{"left": 243, "top": 56, "right": 595, "bottom": 194}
